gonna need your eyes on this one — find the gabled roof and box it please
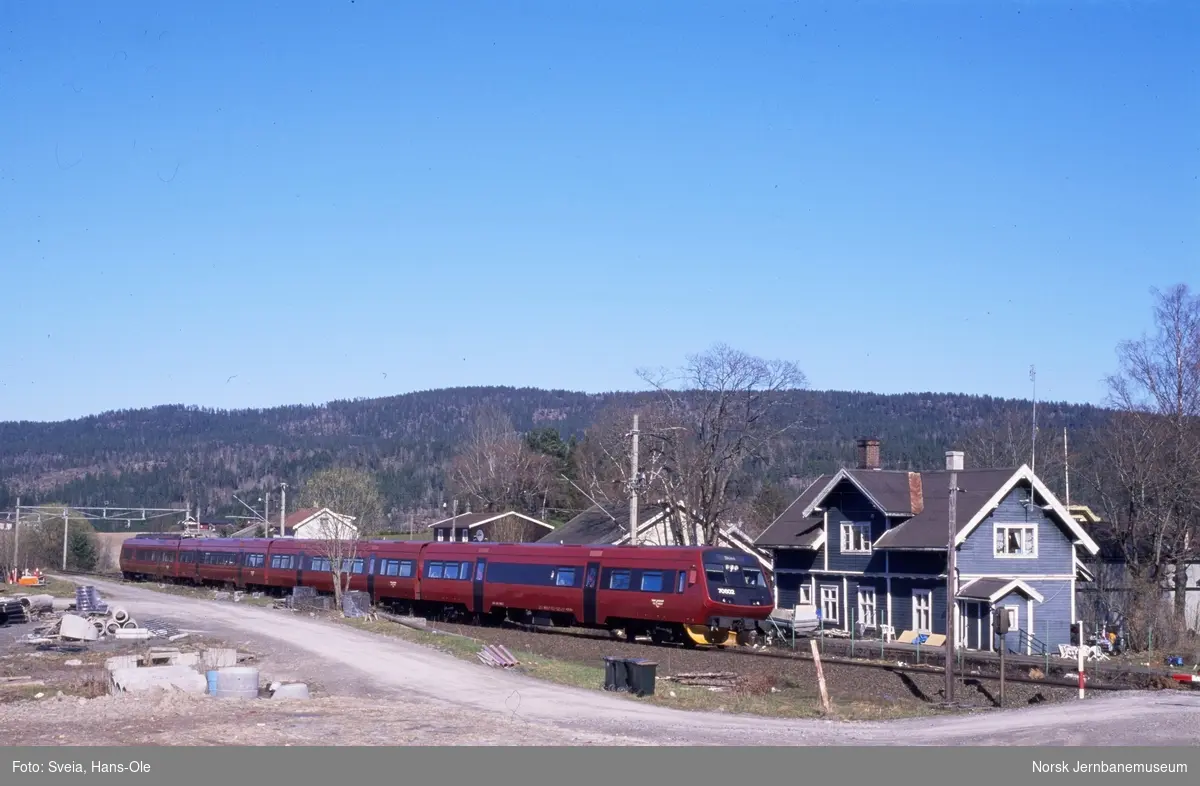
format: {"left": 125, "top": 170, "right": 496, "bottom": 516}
{"left": 754, "top": 476, "right": 829, "bottom": 549}
{"left": 873, "top": 468, "right": 1015, "bottom": 551}
{"left": 800, "top": 469, "right": 924, "bottom": 518}
{"left": 538, "top": 503, "right": 670, "bottom": 545}
{"left": 952, "top": 465, "right": 1099, "bottom": 556}
{"left": 428, "top": 510, "right": 553, "bottom": 531}
{"left": 957, "top": 577, "right": 1045, "bottom": 604}
{"left": 757, "top": 463, "right": 1101, "bottom": 555}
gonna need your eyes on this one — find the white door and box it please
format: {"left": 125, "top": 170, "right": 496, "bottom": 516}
{"left": 912, "top": 590, "right": 932, "bottom": 633}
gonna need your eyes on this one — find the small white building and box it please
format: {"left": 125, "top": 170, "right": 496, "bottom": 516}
{"left": 287, "top": 508, "right": 358, "bottom": 540}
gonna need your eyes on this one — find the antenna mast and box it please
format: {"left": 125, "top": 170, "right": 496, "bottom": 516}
{"left": 1063, "top": 427, "right": 1070, "bottom": 506}
{"left": 1029, "top": 366, "right": 1038, "bottom": 473}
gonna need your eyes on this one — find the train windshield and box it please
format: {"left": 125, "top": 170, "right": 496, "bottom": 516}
{"left": 704, "top": 562, "right": 768, "bottom": 589}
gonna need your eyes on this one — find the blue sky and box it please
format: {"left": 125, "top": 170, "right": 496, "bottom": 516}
{"left": 1, "top": 1, "right": 1195, "bottom": 422}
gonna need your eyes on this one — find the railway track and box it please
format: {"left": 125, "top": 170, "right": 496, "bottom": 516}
{"left": 56, "top": 570, "right": 1167, "bottom": 695}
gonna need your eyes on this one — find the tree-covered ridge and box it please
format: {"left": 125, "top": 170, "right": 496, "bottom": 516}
{"left": 0, "top": 386, "right": 1108, "bottom": 527}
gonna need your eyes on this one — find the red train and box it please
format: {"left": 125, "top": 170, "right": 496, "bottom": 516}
{"left": 119, "top": 536, "right": 775, "bottom": 646}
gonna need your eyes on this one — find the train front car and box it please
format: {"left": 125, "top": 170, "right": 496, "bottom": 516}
{"left": 686, "top": 548, "right": 775, "bottom": 647}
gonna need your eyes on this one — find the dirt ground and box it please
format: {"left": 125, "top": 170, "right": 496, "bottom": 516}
{"left": 2, "top": 577, "right": 1199, "bottom": 746}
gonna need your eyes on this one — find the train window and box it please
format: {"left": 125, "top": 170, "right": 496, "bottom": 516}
{"left": 381, "top": 559, "right": 400, "bottom": 576}
{"left": 460, "top": 561, "right": 470, "bottom": 579}
{"left": 443, "top": 562, "right": 460, "bottom": 580}
{"left": 245, "top": 554, "right": 265, "bottom": 568}
{"left": 585, "top": 567, "right": 597, "bottom": 589}
{"left": 705, "top": 568, "right": 725, "bottom": 583}
{"left": 428, "top": 562, "right": 444, "bottom": 579}
{"left": 677, "top": 572, "right": 687, "bottom": 593}
{"left": 399, "top": 560, "right": 413, "bottom": 578}
{"left": 270, "top": 554, "right": 294, "bottom": 570}
{"left": 310, "top": 557, "right": 332, "bottom": 572}
{"left": 609, "top": 570, "right": 631, "bottom": 590}
{"left": 475, "top": 562, "right": 485, "bottom": 581}
{"left": 348, "top": 558, "right": 365, "bottom": 574}
{"left": 640, "top": 572, "right": 664, "bottom": 592}
{"left": 555, "top": 567, "right": 576, "bottom": 587}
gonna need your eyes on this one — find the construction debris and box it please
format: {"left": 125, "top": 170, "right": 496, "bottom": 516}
{"left": 109, "top": 665, "right": 207, "bottom": 695}
{"left": 477, "top": 644, "right": 520, "bottom": 668}
{"left": 660, "top": 672, "right": 741, "bottom": 688}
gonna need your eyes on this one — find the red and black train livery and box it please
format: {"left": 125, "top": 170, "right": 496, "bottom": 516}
{"left": 119, "top": 536, "right": 775, "bottom": 646}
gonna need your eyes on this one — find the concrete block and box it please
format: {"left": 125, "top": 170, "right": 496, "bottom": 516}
{"left": 200, "top": 648, "right": 238, "bottom": 669}
{"left": 109, "top": 665, "right": 207, "bottom": 695}
{"left": 168, "top": 653, "right": 200, "bottom": 668}
{"left": 105, "top": 655, "right": 139, "bottom": 672}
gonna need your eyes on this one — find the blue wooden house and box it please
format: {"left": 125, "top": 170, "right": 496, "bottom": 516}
{"left": 755, "top": 439, "right": 1100, "bottom": 654}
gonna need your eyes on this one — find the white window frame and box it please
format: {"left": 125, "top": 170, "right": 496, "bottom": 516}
{"left": 436, "top": 531, "right": 445, "bottom": 542}
{"left": 840, "top": 521, "right": 872, "bottom": 554}
{"left": 1003, "top": 604, "right": 1019, "bottom": 633}
{"left": 994, "top": 523, "right": 1037, "bottom": 558}
{"left": 798, "top": 583, "right": 813, "bottom": 606}
{"left": 820, "top": 586, "right": 840, "bottom": 623}
{"left": 912, "top": 589, "right": 933, "bottom": 633}
{"left": 857, "top": 586, "right": 877, "bottom": 628}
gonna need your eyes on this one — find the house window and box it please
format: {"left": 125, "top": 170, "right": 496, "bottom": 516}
{"left": 798, "top": 584, "right": 813, "bottom": 606}
{"left": 820, "top": 586, "right": 839, "bottom": 623}
{"left": 840, "top": 522, "right": 872, "bottom": 553}
{"left": 857, "top": 587, "right": 877, "bottom": 627}
{"left": 994, "top": 524, "right": 1037, "bottom": 557}
{"left": 436, "top": 531, "right": 444, "bottom": 542}
{"left": 912, "top": 590, "right": 933, "bottom": 632}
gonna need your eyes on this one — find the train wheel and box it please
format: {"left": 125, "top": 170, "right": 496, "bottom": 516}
{"left": 684, "top": 625, "right": 739, "bottom": 647}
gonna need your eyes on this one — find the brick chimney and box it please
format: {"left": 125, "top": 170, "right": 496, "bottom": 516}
{"left": 856, "top": 437, "right": 881, "bottom": 470}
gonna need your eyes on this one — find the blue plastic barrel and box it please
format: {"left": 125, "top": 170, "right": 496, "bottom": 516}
{"left": 206, "top": 670, "right": 219, "bottom": 695}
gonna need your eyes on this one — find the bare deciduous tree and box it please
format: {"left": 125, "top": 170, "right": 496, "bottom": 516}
{"left": 299, "top": 467, "right": 385, "bottom": 615}
{"left": 450, "top": 406, "right": 556, "bottom": 516}
{"left": 577, "top": 345, "right": 806, "bottom": 546}
{"left": 1084, "top": 284, "right": 1200, "bottom": 635}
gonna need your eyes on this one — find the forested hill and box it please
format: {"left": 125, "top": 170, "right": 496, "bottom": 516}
{"left": 0, "top": 387, "right": 1109, "bottom": 526}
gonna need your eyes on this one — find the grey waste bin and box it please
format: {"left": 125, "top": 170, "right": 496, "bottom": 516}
{"left": 602, "top": 656, "right": 629, "bottom": 692}
{"left": 625, "top": 658, "right": 658, "bottom": 697}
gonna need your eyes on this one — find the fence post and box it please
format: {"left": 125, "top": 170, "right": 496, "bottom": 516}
{"left": 850, "top": 608, "right": 856, "bottom": 658}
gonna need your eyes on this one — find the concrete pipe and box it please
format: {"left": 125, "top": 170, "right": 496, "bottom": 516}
{"left": 111, "top": 607, "right": 130, "bottom": 625}
{"left": 105, "top": 620, "right": 121, "bottom": 636}
{"left": 59, "top": 614, "right": 100, "bottom": 642}
{"left": 92, "top": 619, "right": 106, "bottom": 633}
{"left": 19, "top": 595, "right": 55, "bottom": 613}
{"left": 121, "top": 619, "right": 139, "bottom": 629}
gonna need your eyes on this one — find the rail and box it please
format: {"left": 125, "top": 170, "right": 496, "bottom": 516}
{"left": 54, "top": 569, "right": 1167, "bottom": 695}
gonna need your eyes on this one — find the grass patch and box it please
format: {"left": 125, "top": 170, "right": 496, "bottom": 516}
{"left": 1, "top": 577, "right": 78, "bottom": 599}
{"left": 341, "top": 618, "right": 936, "bottom": 721}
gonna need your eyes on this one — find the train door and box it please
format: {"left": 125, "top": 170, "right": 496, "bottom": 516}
{"left": 367, "top": 554, "right": 376, "bottom": 601}
{"left": 472, "top": 558, "right": 487, "bottom": 615}
{"left": 297, "top": 550, "right": 306, "bottom": 587}
{"left": 583, "top": 561, "right": 600, "bottom": 626}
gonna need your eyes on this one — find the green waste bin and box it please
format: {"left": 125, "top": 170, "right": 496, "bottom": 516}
{"left": 602, "top": 657, "right": 629, "bottom": 692}
{"left": 625, "top": 658, "right": 658, "bottom": 697}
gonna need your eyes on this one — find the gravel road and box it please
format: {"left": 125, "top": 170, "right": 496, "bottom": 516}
{"left": 56, "top": 577, "right": 1200, "bottom": 746}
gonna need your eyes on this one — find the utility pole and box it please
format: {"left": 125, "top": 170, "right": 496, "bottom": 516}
{"left": 12, "top": 498, "right": 20, "bottom": 570}
{"left": 451, "top": 499, "right": 459, "bottom": 543}
{"left": 61, "top": 507, "right": 70, "bottom": 571}
{"left": 264, "top": 491, "right": 271, "bottom": 538}
{"left": 279, "top": 483, "right": 288, "bottom": 538}
{"left": 945, "top": 465, "right": 958, "bottom": 703}
{"left": 629, "top": 414, "right": 639, "bottom": 547}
